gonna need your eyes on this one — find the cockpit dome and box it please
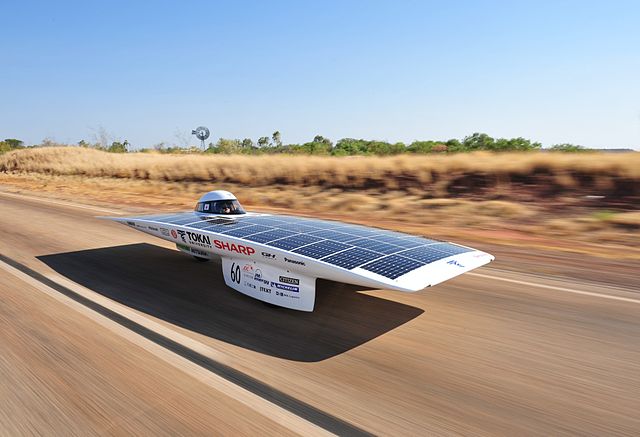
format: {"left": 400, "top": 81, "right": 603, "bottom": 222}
{"left": 197, "top": 190, "right": 237, "bottom": 203}
{"left": 195, "top": 190, "right": 246, "bottom": 215}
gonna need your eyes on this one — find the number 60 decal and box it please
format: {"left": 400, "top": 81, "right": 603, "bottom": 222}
{"left": 230, "top": 262, "right": 241, "bottom": 284}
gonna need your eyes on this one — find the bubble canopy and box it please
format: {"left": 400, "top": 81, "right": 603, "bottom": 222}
{"left": 194, "top": 190, "right": 246, "bottom": 215}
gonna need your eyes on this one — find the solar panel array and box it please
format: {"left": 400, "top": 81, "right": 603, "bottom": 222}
{"left": 139, "top": 212, "right": 473, "bottom": 279}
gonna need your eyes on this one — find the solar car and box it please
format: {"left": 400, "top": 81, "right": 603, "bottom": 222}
{"left": 106, "top": 190, "right": 494, "bottom": 311}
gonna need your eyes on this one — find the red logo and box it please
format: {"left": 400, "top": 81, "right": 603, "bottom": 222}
{"left": 171, "top": 229, "right": 177, "bottom": 239}
{"left": 213, "top": 239, "right": 256, "bottom": 256}
{"left": 242, "top": 264, "right": 254, "bottom": 272}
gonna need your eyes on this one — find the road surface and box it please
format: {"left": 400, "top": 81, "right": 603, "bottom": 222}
{"left": 1, "top": 191, "right": 639, "bottom": 436}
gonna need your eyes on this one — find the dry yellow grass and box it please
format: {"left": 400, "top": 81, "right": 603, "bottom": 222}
{"left": 1, "top": 147, "right": 639, "bottom": 258}
{"left": 1, "top": 147, "right": 639, "bottom": 191}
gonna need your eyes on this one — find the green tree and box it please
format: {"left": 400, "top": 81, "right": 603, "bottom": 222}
{"left": 241, "top": 138, "right": 254, "bottom": 150}
{"left": 257, "top": 136, "right": 270, "bottom": 148}
{"left": 407, "top": 140, "right": 439, "bottom": 153}
{"left": 462, "top": 133, "right": 495, "bottom": 151}
{"left": 107, "top": 141, "right": 127, "bottom": 153}
{"left": 272, "top": 131, "right": 282, "bottom": 147}
{"left": 4, "top": 138, "right": 23, "bottom": 149}
{"left": 549, "top": 143, "right": 590, "bottom": 152}
{"left": 216, "top": 138, "right": 241, "bottom": 154}
{"left": 333, "top": 138, "right": 368, "bottom": 155}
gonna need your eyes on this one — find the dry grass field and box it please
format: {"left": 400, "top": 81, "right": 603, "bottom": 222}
{"left": 1, "top": 147, "right": 639, "bottom": 258}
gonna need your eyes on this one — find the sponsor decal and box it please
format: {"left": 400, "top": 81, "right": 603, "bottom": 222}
{"left": 284, "top": 257, "right": 305, "bottom": 266}
{"left": 242, "top": 264, "right": 254, "bottom": 272}
{"left": 126, "top": 221, "right": 136, "bottom": 227}
{"left": 174, "top": 230, "right": 213, "bottom": 248}
{"left": 176, "top": 229, "right": 188, "bottom": 243}
{"left": 261, "top": 251, "right": 276, "bottom": 259}
{"left": 148, "top": 226, "right": 159, "bottom": 232}
{"left": 270, "top": 281, "right": 299, "bottom": 292}
{"left": 243, "top": 281, "right": 257, "bottom": 289}
{"left": 279, "top": 276, "right": 300, "bottom": 285}
{"left": 213, "top": 239, "right": 255, "bottom": 256}
{"left": 253, "top": 269, "right": 270, "bottom": 285}
{"left": 447, "top": 259, "right": 465, "bottom": 268}
{"left": 259, "top": 286, "right": 272, "bottom": 294}
{"left": 192, "top": 248, "right": 208, "bottom": 257}
{"left": 160, "top": 227, "right": 170, "bottom": 236}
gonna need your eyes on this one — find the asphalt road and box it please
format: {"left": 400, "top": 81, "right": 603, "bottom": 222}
{"left": 1, "top": 191, "right": 639, "bottom": 436}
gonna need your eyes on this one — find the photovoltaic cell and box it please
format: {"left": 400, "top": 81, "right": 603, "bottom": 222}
{"left": 165, "top": 214, "right": 203, "bottom": 225}
{"left": 346, "top": 238, "right": 405, "bottom": 254}
{"left": 430, "top": 243, "right": 473, "bottom": 256}
{"left": 307, "top": 229, "right": 359, "bottom": 242}
{"left": 397, "top": 246, "right": 452, "bottom": 264}
{"left": 202, "top": 223, "right": 245, "bottom": 233}
{"left": 292, "top": 241, "right": 352, "bottom": 259}
{"left": 220, "top": 224, "right": 274, "bottom": 237}
{"left": 267, "top": 234, "right": 324, "bottom": 250}
{"left": 153, "top": 214, "right": 190, "bottom": 224}
{"left": 276, "top": 223, "right": 322, "bottom": 233}
{"left": 399, "top": 236, "right": 441, "bottom": 245}
{"left": 131, "top": 211, "right": 464, "bottom": 278}
{"left": 243, "top": 229, "right": 298, "bottom": 243}
{"left": 331, "top": 225, "right": 380, "bottom": 238}
{"left": 321, "top": 248, "right": 382, "bottom": 270}
{"left": 186, "top": 220, "right": 222, "bottom": 230}
{"left": 237, "top": 217, "right": 288, "bottom": 227}
{"left": 361, "top": 255, "right": 424, "bottom": 279}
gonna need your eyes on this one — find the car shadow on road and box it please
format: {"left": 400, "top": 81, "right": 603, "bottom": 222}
{"left": 38, "top": 243, "right": 423, "bottom": 362}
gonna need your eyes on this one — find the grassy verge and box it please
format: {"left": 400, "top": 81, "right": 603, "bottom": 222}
{"left": 1, "top": 147, "right": 639, "bottom": 207}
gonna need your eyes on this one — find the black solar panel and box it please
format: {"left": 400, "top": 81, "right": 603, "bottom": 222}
{"left": 200, "top": 217, "right": 239, "bottom": 225}
{"left": 331, "top": 225, "right": 380, "bottom": 238}
{"left": 307, "top": 229, "right": 360, "bottom": 242}
{"left": 220, "top": 224, "right": 274, "bottom": 237}
{"left": 165, "top": 214, "right": 202, "bottom": 225}
{"left": 346, "top": 238, "right": 404, "bottom": 254}
{"left": 397, "top": 245, "right": 452, "bottom": 264}
{"left": 132, "top": 212, "right": 463, "bottom": 278}
{"left": 276, "top": 223, "right": 322, "bottom": 233}
{"left": 399, "top": 236, "right": 441, "bottom": 245}
{"left": 237, "top": 217, "right": 288, "bottom": 227}
{"left": 321, "top": 248, "right": 382, "bottom": 270}
{"left": 431, "top": 243, "right": 473, "bottom": 256}
{"left": 187, "top": 220, "right": 221, "bottom": 230}
{"left": 292, "top": 241, "right": 352, "bottom": 259}
{"left": 243, "top": 229, "right": 298, "bottom": 243}
{"left": 361, "top": 255, "right": 424, "bottom": 279}
{"left": 267, "top": 234, "right": 324, "bottom": 250}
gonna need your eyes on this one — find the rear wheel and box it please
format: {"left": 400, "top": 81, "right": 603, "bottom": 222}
{"left": 193, "top": 256, "right": 209, "bottom": 262}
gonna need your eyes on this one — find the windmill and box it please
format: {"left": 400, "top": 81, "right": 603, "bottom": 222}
{"left": 192, "top": 126, "right": 210, "bottom": 150}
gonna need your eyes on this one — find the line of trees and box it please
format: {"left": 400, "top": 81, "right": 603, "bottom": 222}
{"left": 201, "top": 132, "right": 544, "bottom": 155}
{"left": 0, "top": 138, "right": 25, "bottom": 153}
{"left": 0, "top": 133, "right": 599, "bottom": 156}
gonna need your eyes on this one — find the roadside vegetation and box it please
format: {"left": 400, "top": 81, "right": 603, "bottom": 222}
{"left": 1, "top": 142, "right": 638, "bottom": 258}
{"left": 0, "top": 132, "right": 612, "bottom": 156}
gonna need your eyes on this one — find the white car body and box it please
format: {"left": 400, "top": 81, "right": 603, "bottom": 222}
{"left": 106, "top": 191, "right": 494, "bottom": 311}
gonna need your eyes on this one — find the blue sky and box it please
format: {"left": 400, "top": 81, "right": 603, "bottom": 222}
{"left": 1, "top": 0, "right": 639, "bottom": 149}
